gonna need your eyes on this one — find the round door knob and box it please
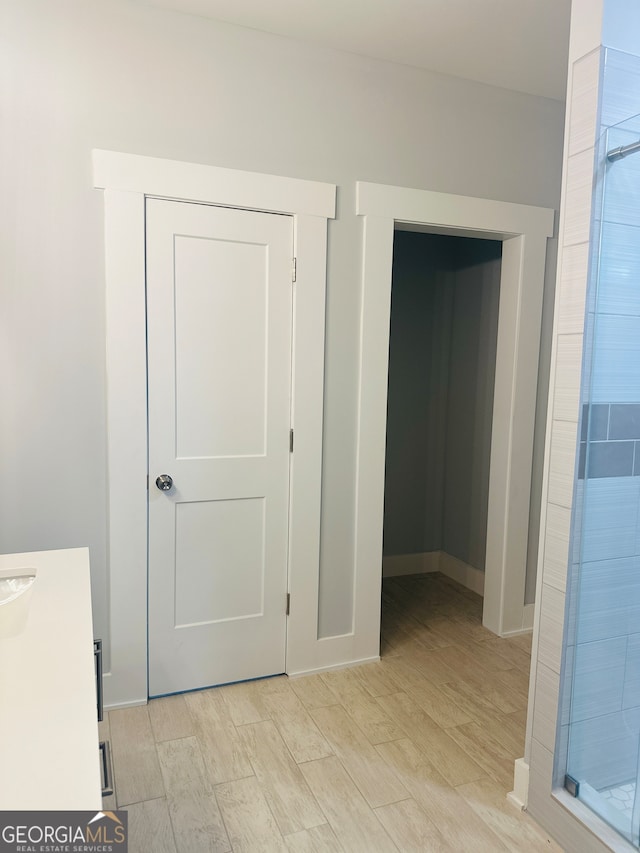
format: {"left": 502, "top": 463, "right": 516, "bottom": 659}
{"left": 156, "top": 474, "right": 173, "bottom": 491}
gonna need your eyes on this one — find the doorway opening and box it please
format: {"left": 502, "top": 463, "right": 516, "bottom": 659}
{"left": 354, "top": 182, "right": 554, "bottom": 661}
{"left": 382, "top": 228, "right": 502, "bottom": 651}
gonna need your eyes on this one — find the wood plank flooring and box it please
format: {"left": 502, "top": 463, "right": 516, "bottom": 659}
{"left": 107, "top": 572, "right": 561, "bottom": 852}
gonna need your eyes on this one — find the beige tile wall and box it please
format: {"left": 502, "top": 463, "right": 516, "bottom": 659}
{"left": 525, "top": 46, "right": 630, "bottom": 853}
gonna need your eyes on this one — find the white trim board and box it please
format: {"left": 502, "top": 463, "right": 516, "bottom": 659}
{"left": 95, "top": 150, "right": 335, "bottom": 708}
{"left": 356, "top": 181, "right": 554, "bottom": 650}
{"left": 93, "top": 150, "right": 335, "bottom": 218}
{"left": 523, "top": 603, "right": 535, "bottom": 631}
{"left": 508, "top": 758, "right": 530, "bottom": 810}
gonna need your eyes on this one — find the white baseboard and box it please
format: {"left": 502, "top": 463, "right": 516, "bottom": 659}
{"left": 383, "top": 550, "right": 485, "bottom": 597}
{"left": 438, "top": 552, "right": 485, "bottom": 596}
{"left": 499, "top": 603, "right": 535, "bottom": 637}
{"left": 102, "top": 670, "right": 148, "bottom": 710}
{"left": 288, "top": 655, "right": 381, "bottom": 678}
{"left": 382, "top": 551, "right": 440, "bottom": 578}
{"left": 508, "top": 757, "right": 529, "bottom": 810}
{"left": 104, "top": 697, "right": 148, "bottom": 711}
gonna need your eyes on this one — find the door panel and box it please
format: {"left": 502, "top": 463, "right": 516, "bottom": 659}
{"left": 146, "top": 199, "right": 293, "bottom": 696}
{"left": 173, "top": 498, "right": 265, "bottom": 626}
{"left": 174, "top": 235, "right": 268, "bottom": 459}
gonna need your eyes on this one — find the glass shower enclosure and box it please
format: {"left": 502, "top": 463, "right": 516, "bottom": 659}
{"left": 561, "top": 104, "right": 640, "bottom": 846}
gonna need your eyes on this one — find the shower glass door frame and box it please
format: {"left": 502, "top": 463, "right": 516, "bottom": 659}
{"left": 561, "top": 110, "right": 640, "bottom": 848}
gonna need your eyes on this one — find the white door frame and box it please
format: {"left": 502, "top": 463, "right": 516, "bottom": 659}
{"left": 355, "top": 181, "right": 555, "bottom": 641}
{"left": 93, "top": 150, "right": 335, "bottom": 709}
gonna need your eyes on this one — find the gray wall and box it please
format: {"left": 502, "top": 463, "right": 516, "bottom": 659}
{"left": 383, "top": 233, "right": 452, "bottom": 557}
{"left": 0, "top": 0, "right": 564, "bottom": 643}
{"left": 442, "top": 240, "right": 501, "bottom": 570}
{"left": 384, "top": 232, "right": 501, "bottom": 573}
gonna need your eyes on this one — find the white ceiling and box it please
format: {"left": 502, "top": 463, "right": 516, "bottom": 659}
{"left": 134, "top": 0, "right": 572, "bottom": 101}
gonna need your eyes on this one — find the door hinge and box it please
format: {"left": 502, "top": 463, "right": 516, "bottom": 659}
{"left": 146, "top": 474, "right": 149, "bottom": 490}
{"left": 286, "top": 593, "right": 291, "bottom": 615}
{"left": 292, "top": 257, "right": 297, "bottom": 283}
{"left": 289, "top": 429, "right": 294, "bottom": 452}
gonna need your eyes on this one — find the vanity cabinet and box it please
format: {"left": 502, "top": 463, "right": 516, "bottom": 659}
{"left": 0, "top": 548, "right": 102, "bottom": 810}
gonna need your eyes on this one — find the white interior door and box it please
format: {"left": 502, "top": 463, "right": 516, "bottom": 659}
{"left": 146, "top": 198, "right": 293, "bottom": 697}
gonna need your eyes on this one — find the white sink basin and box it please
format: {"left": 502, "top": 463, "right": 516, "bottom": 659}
{"left": 0, "top": 571, "right": 36, "bottom": 606}
{"left": 0, "top": 568, "right": 37, "bottom": 636}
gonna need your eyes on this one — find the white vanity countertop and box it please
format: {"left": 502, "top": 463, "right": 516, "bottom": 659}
{"left": 0, "top": 547, "right": 102, "bottom": 810}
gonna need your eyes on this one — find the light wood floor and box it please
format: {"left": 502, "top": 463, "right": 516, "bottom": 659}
{"left": 103, "top": 572, "right": 561, "bottom": 852}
